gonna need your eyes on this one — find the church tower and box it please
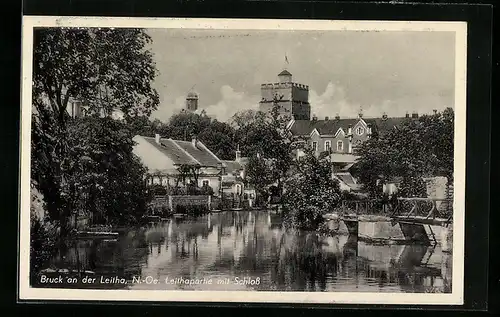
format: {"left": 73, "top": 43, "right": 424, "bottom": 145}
{"left": 259, "top": 69, "right": 311, "bottom": 120}
{"left": 185, "top": 91, "right": 199, "bottom": 112}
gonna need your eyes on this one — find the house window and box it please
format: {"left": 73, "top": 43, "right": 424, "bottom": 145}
{"left": 235, "top": 184, "right": 242, "bottom": 195}
{"left": 312, "top": 141, "right": 318, "bottom": 151}
{"left": 202, "top": 180, "right": 210, "bottom": 187}
{"left": 337, "top": 140, "right": 344, "bottom": 152}
{"left": 356, "top": 126, "right": 364, "bottom": 136}
{"left": 325, "top": 141, "right": 331, "bottom": 152}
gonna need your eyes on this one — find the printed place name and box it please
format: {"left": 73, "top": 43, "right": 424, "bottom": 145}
{"left": 39, "top": 274, "right": 127, "bottom": 285}
{"left": 39, "top": 274, "right": 262, "bottom": 286}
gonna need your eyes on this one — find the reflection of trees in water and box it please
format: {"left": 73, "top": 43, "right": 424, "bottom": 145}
{"left": 47, "top": 211, "right": 453, "bottom": 293}
{"left": 356, "top": 244, "right": 450, "bottom": 293}
{"left": 51, "top": 229, "right": 150, "bottom": 280}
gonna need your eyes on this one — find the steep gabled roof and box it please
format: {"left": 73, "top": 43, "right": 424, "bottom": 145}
{"left": 142, "top": 137, "right": 197, "bottom": 165}
{"left": 278, "top": 69, "right": 292, "bottom": 76}
{"left": 291, "top": 116, "right": 411, "bottom": 136}
{"left": 140, "top": 136, "right": 221, "bottom": 167}
{"left": 291, "top": 118, "right": 361, "bottom": 136}
{"left": 173, "top": 140, "right": 221, "bottom": 167}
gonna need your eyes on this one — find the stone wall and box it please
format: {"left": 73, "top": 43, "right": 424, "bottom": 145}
{"left": 169, "top": 195, "right": 211, "bottom": 211}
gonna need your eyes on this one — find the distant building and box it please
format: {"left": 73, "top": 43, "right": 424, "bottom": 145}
{"left": 289, "top": 111, "right": 417, "bottom": 192}
{"left": 220, "top": 146, "right": 256, "bottom": 207}
{"left": 289, "top": 111, "right": 414, "bottom": 157}
{"left": 133, "top": 134, "right": 223, "bottom": 193}
{"left": 133, "top": 135, "right": 255, "bottom": 204}
{"left": 185, "top": 91, "right": 199, "bottom": 112}
{"left": 259, "top": 69, "right": 311, "bottom": 120}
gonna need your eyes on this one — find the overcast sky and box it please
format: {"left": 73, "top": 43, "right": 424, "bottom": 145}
{"left": 146, "top": 28, "right": 456, "bottom": 122}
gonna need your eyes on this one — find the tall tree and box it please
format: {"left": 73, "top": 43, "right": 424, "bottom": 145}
{"left": 352, "top": 108, "right": 454, "bottom": 198}
{"left": 31, "top": 27, "right": 159, "bottom": 233}
{"left": 65, "top": 116, "right": 151, "bottom": 225}
{"left": 282, "top": 148, "right": 342, "bottom": 230}
{"left": 233, "top": 98, "right": 300, "bottom": 193}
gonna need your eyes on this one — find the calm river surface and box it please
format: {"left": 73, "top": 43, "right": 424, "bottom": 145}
{"left": 43, "top": 210, "right": 452, "bottom": 293}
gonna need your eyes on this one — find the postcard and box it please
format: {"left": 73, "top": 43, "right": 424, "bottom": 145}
{"left": 19, "top": 16, "right": 467, "bottom": 305}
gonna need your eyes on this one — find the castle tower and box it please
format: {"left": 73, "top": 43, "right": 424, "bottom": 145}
{"left": 186, "top": 91, "right": 198, "bottom": 112}
{"left": 259, "top": 69, "right": 311, "bottom": 120}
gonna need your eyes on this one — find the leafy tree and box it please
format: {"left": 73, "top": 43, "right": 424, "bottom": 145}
{"left": 198, "top": 119, "right": 236, "bottom": 160}
{"left": 232, "top": 97, "right": 300, "bottom": 194}
{"left": 31, "top": 27, "right": 159, "bottom": 233}
{"left": 150, "top": 112, "right": 237, "bottom": 160}
{"left": 65, "top": 116, "right": 151, "bottom": 225}
{"left": 352, "top": 108, "right": 454, "bottom": 198}
{"left": 282, "top": 148, "right": 342, "bottom": 230}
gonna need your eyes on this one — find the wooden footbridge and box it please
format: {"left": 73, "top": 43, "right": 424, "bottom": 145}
{"left": 336, "top": 198, "right": 453, "bottom": 227}
{"left": 327, "top": 198, "right": 453, "bottom": 245}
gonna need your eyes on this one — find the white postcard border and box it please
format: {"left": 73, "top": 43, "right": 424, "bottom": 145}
{"left": 19, "top": 16, "right": 467, "bottom": 305}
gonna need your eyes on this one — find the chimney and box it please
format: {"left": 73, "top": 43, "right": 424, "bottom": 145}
{"left": 405, "top": 111, "right": 410, "bottom": 118}
{"left": 312, "top": 114, "right": 318, "bottom": 121}
{"left": 192, "top": 136, "right": 198, "bottom": 148}
{"left": 155, "top": 133, "right": 161, "bottom": 144}
{"left": 235, "top": 145, "right": 241, "bottom": 162}
{"left": 325, "top": 116, "right": 329, "bottom": 121}
{"left": 411, "top": 112, "right": 419, "bottom": 119}
{"left": 335, "top": 113, "right": 340, "bottom": 120}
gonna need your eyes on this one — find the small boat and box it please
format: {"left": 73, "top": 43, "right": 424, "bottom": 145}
{"left": 173, "top": 213, "right": 186, "bottom": 219}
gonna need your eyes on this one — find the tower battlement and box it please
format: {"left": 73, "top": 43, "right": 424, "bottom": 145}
{"left": 260, "top": 82, "right": 309, "bottom": 90}
{"left": 259, "top": 70, "right": 311, "bottom": 120}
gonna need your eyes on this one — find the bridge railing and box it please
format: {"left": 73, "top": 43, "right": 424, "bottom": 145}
{"left": 335, "top": 199, "right": 389, "bottom": 216}
{"left": 389, "top": 198, "right": 453, "bottom": 222}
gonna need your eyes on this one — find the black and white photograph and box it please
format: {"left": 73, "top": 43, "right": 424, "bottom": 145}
{"left": 19, "top": 17, "right": 466, "bottom": 304}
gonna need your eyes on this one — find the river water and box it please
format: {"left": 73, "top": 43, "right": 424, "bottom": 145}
{"left": 41, "top": 210, "right": 452, "bottom": 293}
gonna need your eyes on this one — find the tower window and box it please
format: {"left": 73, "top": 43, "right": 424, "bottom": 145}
{"left": 356, "top": 127, "right": 364, "bottom": 136}
{"left": 337, "top": 140, "right": 344, "bottom": 152}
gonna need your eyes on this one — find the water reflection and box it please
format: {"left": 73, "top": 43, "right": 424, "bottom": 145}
{"left": 43, "top": 211, "right": 452, "bottom": 293}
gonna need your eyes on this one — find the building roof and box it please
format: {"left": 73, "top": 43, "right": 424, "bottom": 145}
{"left": 290, "top": 117, "right": 411, "bottom": 136}
{"left": 278, "top": 69, "right": 292, "bottom": 76}
{"left": 335, "top": 172, "right": 363, "bottom": 191}
{"left": 187, "top": 91, "right": 198, "bottom": 98}
{"left": 364, "top": 117, "right": 409, "bottom": 135}
{"left": 140, "top": 136, "right": 221, "bottom": 167}
{"left": 174, "top": 140, "right": 221, "bottom": 167}
{"left": 290, "top": 118, "right": 359, "bottom": 136}
{"left": 222, "top": 160, "right": 244, "bottom": 174}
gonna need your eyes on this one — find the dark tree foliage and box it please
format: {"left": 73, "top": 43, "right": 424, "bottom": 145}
{"left": 31, "top": 27, "right": 159, "bottom": 233}
{"left": 231, "top": 98, "right": 300, "bottom": 193}
{"left": 282, "top": 148, "right": 342, "bottom": 230}
{"left": 351, "top": 108, "right": 454, "bottom": 198}
{"left": 65, "top": 116, "right": 151, "bottom": 225}
{"left": 33, "top": 28, "right": 159, "bottom": 120}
